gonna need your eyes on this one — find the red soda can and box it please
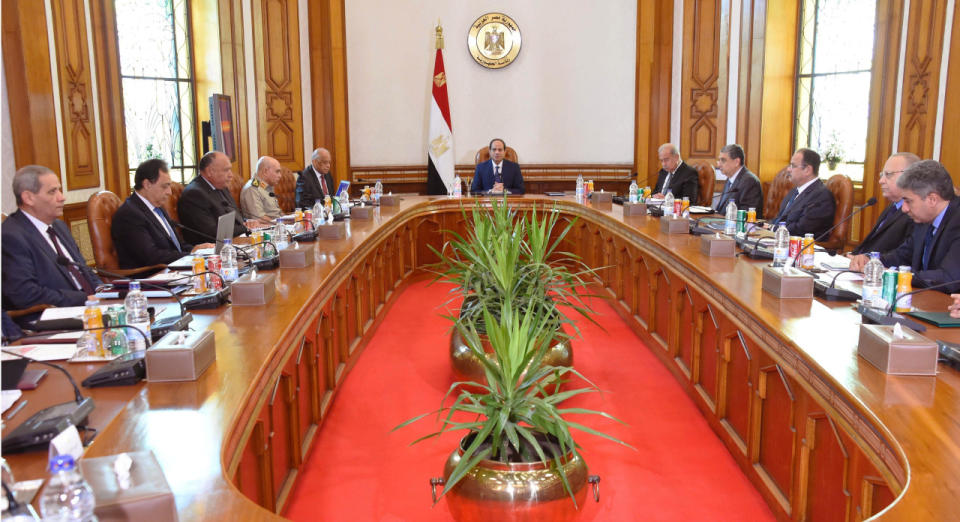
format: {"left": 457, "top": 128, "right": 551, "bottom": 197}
{"left": 304, "top": 210, "right": 313, "bottom": 231}
{"left": 674, "top": 200, "right": 682, "bottom": 216}
{"left": 788, "top": 236, "right": 802, "bottom": 259}
{"left": 205, "top": 255, "right": 223, "bottom": 290}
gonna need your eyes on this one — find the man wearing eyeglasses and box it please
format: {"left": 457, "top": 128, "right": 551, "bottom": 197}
{"left": 766, "top": 148, "right": 835, "bottom": 238}
{"left": 847, "top": 152, "right": 920, "bottom": 271}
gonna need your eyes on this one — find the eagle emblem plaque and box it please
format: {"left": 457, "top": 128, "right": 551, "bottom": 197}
{"left": 467, "top": 13, "right": 522, "bottom": 69}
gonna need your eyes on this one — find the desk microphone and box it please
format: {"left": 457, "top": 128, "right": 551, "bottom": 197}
{"left": 788, "top": 198, "right": 877, "bottom": 267}
{"left": 0, "top": 350, "right": 96, "bottom": 453}
{"left": 813, "top": 270, "right": 861, "bottom": 301}
{"left": 858, "top": 278, "right": 960, "bottom": 332}
{"left": 737, "top": 223, "right": 771, "bottom": 258}
{"left": 55, "top": 257, "right": 195, "bottom": 336}
{"left": 235, "top": 242, "right": 280, "bottom": 270}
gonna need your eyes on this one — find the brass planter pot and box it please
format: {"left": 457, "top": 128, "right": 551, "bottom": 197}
{"left": 431, "top": 435, "right": 599, "bottom": 522}
{"left": 449, "top": 327, "right": 573, "bottom": 383}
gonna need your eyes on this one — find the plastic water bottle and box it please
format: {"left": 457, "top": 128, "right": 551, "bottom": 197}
{"left": 275, "top": 223, "right": 289, "bottom": 249}
{"left": 452, "top": 175, "right": 462, "bottom": 198}
{"left": 220, "top": 238, "right": 239, "bottom": 282}
{"left": 374, "top": 180, "right": 383, "bottom": 202}
{"left": 312, "top": 201, "right": 324, "bottom": 228}
{"left": 576, "top": 173, "right": 584, "bottom": 199}
{"left": 862, "top": 252, "right": 884, "bottom": 308}
{"left": 124, "top": 281, "right": 151, "bottom": 350}
{"left": 772, "top": 221, "right": 790, "bottom": 267}
{"left": 339, "top": 192, "right": 350, "bottom": 216}
{"left": 74, "top": 298, "right": 103, "bottom": 359}
{"left": 724, "top": 200, "right": 738, "bottom": 235}
{"left": 663, "top": 190, "right": 675, "bottom": 217}
{"left": 39, "top": 455, "right": 96, "bottom": 522}
{"left": 628, "top": 180, "right": 638, "bottom": 203}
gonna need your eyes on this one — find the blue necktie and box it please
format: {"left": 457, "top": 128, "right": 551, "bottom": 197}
{"left": 776, "top": 189, "right": 799, "bottom": 222}
{"left": 154, "top": 207, "right": 182, "bottom": 251}
{"left": 716, "top": 179, "right": 732, "bottom": 212}
{"left": 494, "top": 165, "right": 502, "bottom": 184}
{"left": 922, "top": 225, "right": 936, "bottom": 270}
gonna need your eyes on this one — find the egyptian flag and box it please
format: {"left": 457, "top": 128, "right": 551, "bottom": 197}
{"left": 426, "top": 34, "right": 455, "bottom": 195}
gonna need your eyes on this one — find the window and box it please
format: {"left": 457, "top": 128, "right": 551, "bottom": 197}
{"left": 115, "top": 0, "right": 197, "bottom": 186}
{"left": 794, "top": 0, "right": 876, "bottom": 182}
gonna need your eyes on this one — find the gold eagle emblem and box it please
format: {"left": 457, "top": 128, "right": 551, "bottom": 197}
{"left": 433, "top": 72, "right": 446, "bottom": 88}
{"left": 431, "top": 134, "right": 450, "bottom": 157}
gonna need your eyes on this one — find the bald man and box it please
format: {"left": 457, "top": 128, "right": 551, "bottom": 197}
{"left": 651, "top": 143, "right": 699, "bottom": 203}
{"left": 241, "top": 155, "right": 283, "bottom": 225}
{"left": 296, "top": 147, "right": 336, "bottom": 209}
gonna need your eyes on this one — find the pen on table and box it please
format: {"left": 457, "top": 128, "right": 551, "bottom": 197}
{"left": 6, "top": 399, "right": 27, "bottom": 420}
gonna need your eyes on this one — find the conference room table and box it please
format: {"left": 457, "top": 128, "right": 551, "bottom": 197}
{"left": 3, "top": 194, "right": 959, "bottom": 521}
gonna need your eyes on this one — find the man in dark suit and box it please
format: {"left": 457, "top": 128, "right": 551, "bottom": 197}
{"left": 112, "top": 159, "right": 213, "bottom": 268}
{"left": 470, "top": 138, "right": 524, "bottom": 194}
{"left": 767, "top": 148, "right": 836, "bottom": 238}
{"left": 714, "top": 143, "right": 763, "bottom": 218}
{"left": 879, "top": 160, "right": 960, "bottom": 292}
{"left": 847, "top": 152, "right": 920, "bottom": 271}
{"left": 651, "top": 143, "right": 699, "bottom": 202}
{"left": 296, "top": 147, "right": 336, "bottom": 209}
{"left": 1, "top": 165, "right": 103, "bottom": 324}
{"left": 177, "top": 151, "right": 254, "bottom": 245}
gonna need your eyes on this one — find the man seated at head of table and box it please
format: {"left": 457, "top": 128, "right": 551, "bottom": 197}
{"left": 765, "top": 148, "right": 836, "bottom": 238}
{"left": 240, "top": 156, "right": 284, "bottom": 225}
{"left": 178, "top": 151, "right": 259, "bottom": 245}
{"left": 1, "top": 165, "right": 103, "bottom": 325}
{"left": 650, "top": 143, "right": 699, "bottom": 203}
{"left": 876, "top": 160, "right": 960, "bottom": 293}
{"left": 471, "top": 138, "right": 524, "bottom": 194}
{"left": 846, "top": 152, "right": 921, "bottom": 272}
{"left": 112, "top": 159, "right": 214, "bottom": 268}
{"left": 713, "top": 143, "right": 763, "bottom": 218}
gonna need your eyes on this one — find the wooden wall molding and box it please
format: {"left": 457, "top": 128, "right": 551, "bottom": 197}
{"left": 251, "top": 0, "right": 304, "bottom": 172}
{"left": 634, "top": 0, "right": 674, "bottom": 186}
{"left": 307, "top": 0, "right": 350, "bottom": 185}
{"left": 756, "top": 0, "right": 799, "bottom": 181}
{"left": 897, "top": 0, "right": 949, "bottom": 158}
{"left": 88, "top": 0, "right": 128, "bottom": 196}
{"left": 860, "top": 0, "right": 907, "bottom": 242}
{"left": 1, "top": 0, "right": 61, "bottom": 173}
{"left": 218, "top": 0, "right": 252, "bottom": 181}
{"left": 735, "top": 0, "right": 765, "bottom": 171}
{"left": 50, "top": 0, "right": 100, "bottom": 190}
{"left": 938, "top": 3, "right": 960, "bottom": 181}
{"left": 679, "top": 0, "right": 730, "bottom": 163}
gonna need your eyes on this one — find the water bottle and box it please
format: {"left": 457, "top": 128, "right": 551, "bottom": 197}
{"left": 339, "top": 192, "right": 350, "bottom": 216}
{"left": 124, "top": 281, "right": 150, "bottom": 350}
{"left": 576, "top": 173, "right": 584, "bottom": 199}
{"left": 772, "top": 222, "right": 790, "bottom": 267}
{"left": 663, "top": 190, "right": 675, "bottom": 217}
{"left": 312, "top": 201, "right": 324, "bottom": 228}
{"left": 39, "top": 455, "right": 97, "bottom": 522}
{"left": 862, "top": 252, "right": 884, "bottom": 308}
{"left": 453, "top": 175, "right": 462, "bottom": 198}
{"left": 374, "top": 180, "right": 383, "bottom": 202}
{"left": 220, "top": 239, "right": 239, "bottom": 282}
{"left": 275, "top": 223, "right": 289, "bottom": 249}
{"left": 628, "top": 180, "right": 638, "bottom": 203}
{"left": 724, "top": 200, "right": 738, "bottom": 235}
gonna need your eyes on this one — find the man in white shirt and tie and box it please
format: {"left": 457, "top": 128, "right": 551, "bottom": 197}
{"left": 112, "top": 159, "right": 213, "bottom": 268}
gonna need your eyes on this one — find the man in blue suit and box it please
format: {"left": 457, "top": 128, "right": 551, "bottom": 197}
{"left": 470, "top": 138, "right": 524, "bottom": 194}
{"left": 2, "top": 165, "right": 103, "bottom": 325}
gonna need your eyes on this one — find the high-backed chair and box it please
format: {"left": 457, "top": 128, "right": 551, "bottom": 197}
{"left": 821, "top": 174, "right": 854, "bottom": 252}
{"left": 475, "top": 146, "right": 518, "bottom": 165}
{"left": 763, "top": 167, "right": 792, "bottom": 221}
{"left": 275, "top": 168, "right": 297, "bottom": 213}
{"left": 87, "top": 191, "right": 166, "bottom": 278}
{"left": 693, "top": 163, "right": 715, "bottom": 207}
{"left": 164, "top": 181, "right": 184, "bottom": 223}
{"left": 228, "top": 173, "right": 243, "bottom": 205}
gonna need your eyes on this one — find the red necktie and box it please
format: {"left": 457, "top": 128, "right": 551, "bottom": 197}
{"left": 319, "top": 172, "right": 328, "bottom": 195}
{"left": 47, "top": 226, "right": 95, "bottom": 294}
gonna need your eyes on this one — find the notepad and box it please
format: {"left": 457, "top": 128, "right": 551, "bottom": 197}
{"left": 905, "top": 311, "right": 960, "bottom": 327}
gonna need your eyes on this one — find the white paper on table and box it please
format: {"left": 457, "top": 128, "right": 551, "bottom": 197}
{"left": 817, "top": 252, "right": 851, "bottom": 270}
{"left": 2, "top": 390, "right": 22, "bottom": 413}
{"left": 144, "top": 271, "right": 188, "bottom": 282}
{"left": 0, "top": 344, "right": 76, "bottom": 361}
{"left": 50, "top": 425, "right": 84, "bottom": 462}
{"left": 40, "top": 303, "right": 165, "bottom": 320}
{"left": 96, "top": 289, "right": 176, "bottom": 299}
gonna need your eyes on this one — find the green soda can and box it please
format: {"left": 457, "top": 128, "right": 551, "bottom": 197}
{"left": 881, "top": 268, "right": 898, "bottom": 309}
{"left": 736, "top": 210, "right": 747, "bottom": 234}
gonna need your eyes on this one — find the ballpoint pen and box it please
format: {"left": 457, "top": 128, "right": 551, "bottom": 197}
{"left": 5, "top": 399, "right": 27, "bottom": 420}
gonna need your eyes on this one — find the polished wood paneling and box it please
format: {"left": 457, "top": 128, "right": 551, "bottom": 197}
{"left": 897, "top": 0, "right": 949, "bottom": 158}
{"left": 757, "top": 0, "right": 799, "bottom": 181}
{"left": 1, "top": 0, "right": 61, "bottom": 172}
{"left": 634, "top": 0, "right": 674, "bottom": 185}
{"left": 736, "top": 0, "right": 766, "bottom": 171}
{"left": 940, "top": 3, "right": 960, "bottom": 181}
{"left": 860, "top": 0, "right": 907, "bottom": 242}
{"left": 88, "top": 0, "right": 129, "bottom": 196}
{"left": 679, "top": 0, "right": 730, "bottom": 163}
{"left": 251, "top": 0, "right": 304, "bottom": 172}
{"left": 49, "top": 0, "right": 100, "bottom": 190}
{"left": 218, "top": 0, "right": 252, "bottom": 180}
{"left": 308, "top": 0, "right": 350, "bottom": 184}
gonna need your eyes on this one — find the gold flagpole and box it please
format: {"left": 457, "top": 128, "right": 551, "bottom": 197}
{"left": 435, "top": 21, "right": 444, "bottom": 50}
